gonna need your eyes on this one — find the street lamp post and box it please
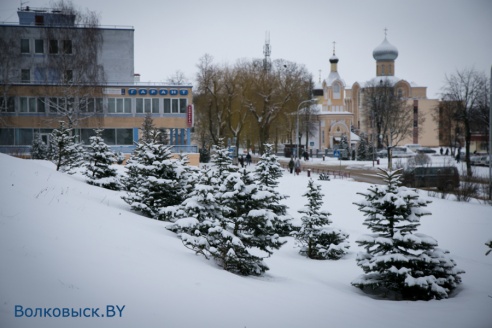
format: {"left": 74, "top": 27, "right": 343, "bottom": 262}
{"left": 296, "top": 99, "right": 314, "bottom": 159}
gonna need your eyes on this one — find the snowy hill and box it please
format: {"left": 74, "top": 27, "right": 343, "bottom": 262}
{"left": 0, "top": 153, "right": 491, "bottom": 328}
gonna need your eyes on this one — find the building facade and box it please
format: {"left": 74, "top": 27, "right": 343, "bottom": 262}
{"left": 310, "top": 35, "right": 440, "bottom": 154}
{"left": 0, "top": 6, "right": 195, "bottom": 158}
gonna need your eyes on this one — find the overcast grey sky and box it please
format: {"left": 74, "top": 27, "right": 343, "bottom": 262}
{"left": 1, "top": 0, "right": 491, "bottom": 98}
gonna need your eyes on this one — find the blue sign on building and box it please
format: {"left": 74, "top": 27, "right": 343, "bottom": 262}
{"left": 128, "top": 88, "right": 137, "bottom": 95}
{"left": 179, "top": 89, "right": 188, "bottom": 96}
{"left": 149, "top": 89, "right": 158, "bottom": 95}
{"left": 170, "top": 89, "right": 178, "bottom": 96}
{"left": 138, "top": 89, "right": 147, "bottom": 95}
{"left": 159, "top": 89, "right": 168, "bottom": 95}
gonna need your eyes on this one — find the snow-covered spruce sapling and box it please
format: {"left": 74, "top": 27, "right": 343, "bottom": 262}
{"left": 352, "top": 168, "right": 464, "bottom": 300}
{"left": 292, "top": 178, "right": 349, "bottom": 260}
{"left": 84, "top": 129, "right": 120, "bottom": 190}
{"left": 30, "top": 133, "right": 49, "bottom": 160}
{"left": 121, "top": 130, "right": 188, "bottom": 220}
{"left": 253, "top": 143, "right": 293, "bottom": 236}
{"left": 49, "top": 121, "right": 85, "bottom": 173}
{"left": 175, "top": 168, "right": 284, "bottom": 276}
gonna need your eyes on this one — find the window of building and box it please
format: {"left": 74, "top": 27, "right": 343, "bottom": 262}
{"left": 179, "top": 98, "right": 187, "bottom": 113}
{"left": 37, "top": 98, "right": 45, "bottom": 112}
{"left": 152, "top": 98, "right": 159, "bottom": 113}
{"left": 144, "top": 99, "right": 151, "bottom": 113}
{"left": 49, "top": 97, "right": 60, "bottom": 112}
{"left": 0, "top": 128, "right": 15, "bottom": 145}
{"left": 21, "top": 69, "right": 30, "bottom": 83}
{"left": 0, "top": 97, "right": 15, "bottom": 112}
{"left": 65, "top": 70, "right": 73, "bottom": 83}
{"left": 101, "top": 129, "right": 116, "bottom": 145}
{"left": 398, "top": 88, "right": 403, "bottom": 98}
{"left": 381, "top": 65, "right": 385, "bottom": 75}
{"left": 34, "top": 39, "right": 44, "bottom": 54}
{"left": 49, "top": 40, "right": 58, "bottom": 54}
{"left": 20, "top": 97, "right": 37, "bottom": 113}
{"left": 35, "top": 15, "right": 44, "bottom": 26}
{"left": 164, "top": 98, "right": 171, "bottom": 113}
{"left": 62, "top": 40, "right": 72, "bottom": 54}
{"left": 172, "top": 99, "right": 179, "bottom": 113}
{"left": 82, "top": 98, "right": 103, "bottom": 112}
{"left": 79, "top": 129, "right": 96, "bottom": 145}
{"left": 116, "top": 129, "right": 133, "bottom": 144}
{"left": 18, "top": 129, "right": 34, "bottom": 145}
{"left": 108, "top": 98, "right": 131, "bottom": 113}
{"left": 21, "top": 39, "right": 30, "bottom": 53}
{"left": 136, "top": 98, "right": 161, "bottom": 114}
{"left": 333, "top": 83, "right": 341, "bottom": 99}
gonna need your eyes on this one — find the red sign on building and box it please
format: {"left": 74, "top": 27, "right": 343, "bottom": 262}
{"left": 187, "top": 105, "right": 193, "bottom": 127}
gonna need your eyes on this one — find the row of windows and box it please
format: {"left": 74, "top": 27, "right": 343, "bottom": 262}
{"left": 21, "top": 38, "right": 72, "bottom": 55}
{"left": 2, "top": 97, "right": 188, "bottom": 114}
{"left": 20, "top": 68, "right": 73, "bottom": 83}
{"left": 0, "top": 128, "right": 133, "bottom": 146}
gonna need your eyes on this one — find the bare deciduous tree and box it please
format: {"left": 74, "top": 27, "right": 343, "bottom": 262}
{"left": 441, "top": 68, "right": 488, "bottom": 176}
{"left": 41, "top": 0, "right": 105, "bottom": 129}
{"left": 362, "top": 79, "right": 415, "bottom": 150}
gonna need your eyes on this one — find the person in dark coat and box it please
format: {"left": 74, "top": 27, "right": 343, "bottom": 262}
{"left": 288, "top": 157, "right": 295, "bottom": 174}
{"left": 239, "top": 155, "right": 245, "bottom": 168}
{"left": 245, "top": 153, "right": 252, "bottom": 166}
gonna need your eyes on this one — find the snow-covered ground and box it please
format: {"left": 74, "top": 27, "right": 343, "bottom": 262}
{"left": 0, "top": 153, "right": 491, "bottom": 328}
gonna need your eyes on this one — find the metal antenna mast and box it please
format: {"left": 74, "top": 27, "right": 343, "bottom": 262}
{"left": 263, "top": 31, "right": 271, "bottom": 72}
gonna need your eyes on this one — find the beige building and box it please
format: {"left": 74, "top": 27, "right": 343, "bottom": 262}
{"left": 311, "top": 35, "right": 440, "bottom": 153}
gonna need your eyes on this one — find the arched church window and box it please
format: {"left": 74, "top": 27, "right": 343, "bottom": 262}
{"left": 398, "top": 88, "right": 403, "bottom": 98}
{"left": 333, "top": 83, "right": 341, "bottom": 99}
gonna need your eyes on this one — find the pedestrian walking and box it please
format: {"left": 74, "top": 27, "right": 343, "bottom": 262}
{"left": 288, "top": 157, "right": 295, "bottom": 174}
{"left": 239, "top": 155, "right": 245, "bottom": 168}
{"left": 295, "top": 158, "right": 301, "bottom": 175}
{"left": 245, "top": 153, "right": 252, "bottom": 166}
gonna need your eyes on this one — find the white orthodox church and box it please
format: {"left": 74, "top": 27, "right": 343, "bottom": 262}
{"left": 308, "top": 34, "right": 439, "bottom": 153}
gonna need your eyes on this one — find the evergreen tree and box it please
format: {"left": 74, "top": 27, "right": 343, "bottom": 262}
{"left": 293, "top": 178, "right": 349, "bottom": 260}
{"left": 140, "top": 112, "right": 155, "bottom": 144}
{"left": 84, "top": 129, "right": 120, "bottom": 190}
{"left": 30, "top": 133, "right": 48, "bottom": 160}
{"left": 356, "top": 133, "right": 373, "bottom": 161}
{"left": 166, "top": 166, "right": 222, "bottom": 234}
{"left": 49, "top": 121, "right": 84, "bottom": 173}
{"left": 352, "top": 169, "right": 464, "bottom": 300}
{"left": 176, "top": 168, "right": 285, "bottom": 276}
{"left": 254, "top": 143, "right": 293, "bottom": 235}
{"left": 210, "top": 137, "right": 236, "bottom": 179}
{"left": 121, "top": 130, "right": 188, "bottom": 220}
{"left": 339, "top": 133, "right": 350, "bottom": 152}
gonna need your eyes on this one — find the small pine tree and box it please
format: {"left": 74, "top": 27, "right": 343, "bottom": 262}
{"left": 352, "top": 169, "right": 464, "bottom": 300}
{"left": 84, "top": 129, "right": 120, "bottom": 190}
{"left": 293, "top": 178, "right": 349, "bottom": 260}
{"left": 211, "top": 138, "right": 236, "bottom": 179}
{"left": 30, "top": 133, "right": 48, "bottom": 160}
{"left": 121, "top": 130, "right": 188, "bottom": 220}
{"left": 140, "top": 112, "right": 155, "bottom": 144}
{"left": 254, "top": 143, "right": 293, "bottom": 236}
{"left": 176, "top": 168, "right": 285, "bottom": 276}
{"left": 199, "top": 148, "right": 211, "bottom": 163}
{"left": 339, "top": 133, "right": 350, "bottom": 152}
{"left": 357, "top": 133, "right": 375, "bottom": 161}
{"left": 50, "top": 121, "right": 84, "bottom": 173}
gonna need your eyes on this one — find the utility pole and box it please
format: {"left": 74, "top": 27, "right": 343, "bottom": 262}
{"left": 263, "top": 31, "right": 271, "bottom": 73}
